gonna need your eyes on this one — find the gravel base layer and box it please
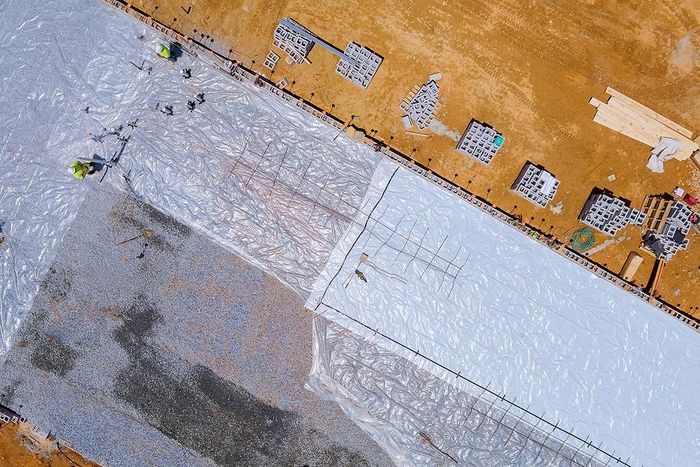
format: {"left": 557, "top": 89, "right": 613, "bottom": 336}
{"left": 0, "top": 185, "right": 392, "bottom": 467}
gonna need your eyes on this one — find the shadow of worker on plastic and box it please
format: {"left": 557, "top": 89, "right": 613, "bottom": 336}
{"left": 168, "top": 42, "right": 183, "bottom": 61}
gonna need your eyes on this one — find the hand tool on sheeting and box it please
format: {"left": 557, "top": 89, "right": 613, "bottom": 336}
{"left": 115, "top": 228, "right": 155, "bottom": 246}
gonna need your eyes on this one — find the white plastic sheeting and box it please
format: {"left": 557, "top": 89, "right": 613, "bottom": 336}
{"left": 647, "top": 137, "right": 682, "bottom": 173}
{"left": 0, "top": 0, "right": 108, "bottom": 361}
{"left": 308, "top": 158, "right": 700, "bottom": 467}
{"left": 3, "top": 1, "right": 698, "bottom": 466}
{"left": 101, "top": 42, "right": 381, "bottom": 296}
{"left": 0, "top": 0, "right": 380, "bottom": 362}
{"left": 309, "top": 317, "right": 613, "bottom": 466}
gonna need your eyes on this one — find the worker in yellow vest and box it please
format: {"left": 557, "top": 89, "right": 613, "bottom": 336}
{"left": 155, "top": 42, "right": 171, "bottom": 59}
{"left": 70, "top": 160, "right": 96, "bottom": 180}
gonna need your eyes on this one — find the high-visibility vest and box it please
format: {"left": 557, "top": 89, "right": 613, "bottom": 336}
{"left": 71, "top": 161, "right": 89, "bottom": 179}
{"left": 157, "top": 44, "right": 171, "bottom": 59}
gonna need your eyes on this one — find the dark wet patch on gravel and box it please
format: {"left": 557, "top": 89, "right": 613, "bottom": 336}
{"left": 111, "top": 294, "right": 372, "bottom": 466}
{"left": 30, "top": 334, "right": 77, "bottom": 377}
{"left": 0, "top": 188, "right": 388, "bottom": 467}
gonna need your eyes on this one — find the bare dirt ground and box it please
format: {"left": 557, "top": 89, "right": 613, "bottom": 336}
{"left": 130, "top": 0, "right": 700, "bottom": 315}
{"left": 0, "top": 422, "right": 97, "bottom": 467}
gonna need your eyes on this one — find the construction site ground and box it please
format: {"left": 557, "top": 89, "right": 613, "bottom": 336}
{"left": 0, "top": 422, "right": 97, "bottom": 467}
{"left": 131, "top": 0, "right": 700, "bottom": 316}
{"left": 0, "top": 186, "right": 391, "bottom": 466}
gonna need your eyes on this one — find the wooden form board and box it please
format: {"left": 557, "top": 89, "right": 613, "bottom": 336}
{"left": 620, "top": 251, "right": 643, "bottom": 281}
{"left": 605, "top": 87, "right": 693, "bottom": 139}
{"left": 590, "top": 88, "right": 699, "bottom": 161}
{"left": 693, "top": 153, "right": 700, "bottom": 170}
{"left": 642, "top": 196, "right": 672, "bottom": 232}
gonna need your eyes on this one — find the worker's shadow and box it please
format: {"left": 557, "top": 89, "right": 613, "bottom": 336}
{"left": 90, "top": 154, "right": 108, "bottom": 171}
{"left": 169, "top": 43, "right": 183, "bottom": 62}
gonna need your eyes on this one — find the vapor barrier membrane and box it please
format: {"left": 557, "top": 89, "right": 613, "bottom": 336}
{"left": 309, "top": 317, "right": 608, "bottom": 467}
{"left": 0, "top": 0, "right": 379, "bottom": 362}
{"left": 4, "top": 1, "right": 696, "bottom": 466}
{"left": 0, "top": 0, "right": 108, "bottom": 361}
{"left": 308, "top": 158, "right": 700, "bottom": 467}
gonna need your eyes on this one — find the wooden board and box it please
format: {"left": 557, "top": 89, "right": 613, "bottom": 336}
{"left": 606, "top": 86, "right": 694, "bottom": 139}
{"left": 591, "top": 91, "right": 699, "bottom": 160}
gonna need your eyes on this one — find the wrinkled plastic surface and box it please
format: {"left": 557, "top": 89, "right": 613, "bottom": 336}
{"left": 308, "top": 158, "right": 700, "bottom": 467}
{"left": 647, "top": 136, "right": 682, "bottom": 173}
{"left": 0, "top": 0, "right": 379, "bottom": 362}
{"left": 0, "top": 0, "right": 105, "bottom": 362}
{"left": 309, "top": 317, "right": 608, "bottom": 467}
{"left": 3, "top": 2, "right": 697, "bottom": 466}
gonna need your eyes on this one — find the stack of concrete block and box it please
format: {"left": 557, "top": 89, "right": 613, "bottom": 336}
{"left": 457, "top": 120, "right": 504, "bottom": 164}
{"left": 273, "top": 23, "right": 313, "bottom": 64}
{"left": 667, "top": 201, "right": 693, "bottom": 231}
{"left": 642, "top": 200, "right": 692, "bottom": 260}
{"left": 579, "top": 193, "right": 646, "bottom": 236}
{"left": 263, "top": 51, "right": 280, "bottom": 70}
{"left": 400, "top": 80, "right": 439, "bottom": 130}
{"left": 511, "top": 162, "right": 560, "bottom": 208}
{"left": 336, "top": 42, "right": 382, "bottom": 89}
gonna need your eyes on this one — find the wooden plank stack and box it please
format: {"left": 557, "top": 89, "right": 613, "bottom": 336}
{"left": 589, "top": 87, "right": 699, "bottom": 161}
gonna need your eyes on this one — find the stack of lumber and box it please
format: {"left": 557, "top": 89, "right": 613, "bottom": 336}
{"left": 589, "top": 87, "right": 699, "bottom": 161}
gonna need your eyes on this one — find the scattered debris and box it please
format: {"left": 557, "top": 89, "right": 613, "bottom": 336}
{"left": 427, "top": 119, "right": 460, "bottom": 140}
{"left": 115, "top": 228, "right": 155, "bottom": 246}
{"left": 607, "top": 173, "right": 616, "bottom": 181}
{"left": 586, "top": 234, "right": 627, "bottom": 255}
{"left": 128, "top": 58, "right": 153, "bottom": 74}
{"left": 511, "top": 162, "right": 559, "bottom": 208}
{"left": 428, "top": 72, "right": 442, "bottom": 81}
{"left": 673, "top": 186, "right": 685, "bottom": 197}
{"left": 549, "top": 200, "right": 564, "bottom": 215}
{"left": 400, "top": 79, "right": 439, "bottom": 130}
{"left": 456, "top": 119, "right": 504, "bottom": 165}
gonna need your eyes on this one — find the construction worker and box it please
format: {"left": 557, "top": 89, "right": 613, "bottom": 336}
{"left": 182, "top": 68, "right": 192, "bottom": 79}
{"left": 186, "top": 101, "right": 196, "bottom": 112}
{"left": 155, "top": 42, "right": 171, "bottom": 59}
{"left": 70, "top": 160, "right": 96, "bottom": 180}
